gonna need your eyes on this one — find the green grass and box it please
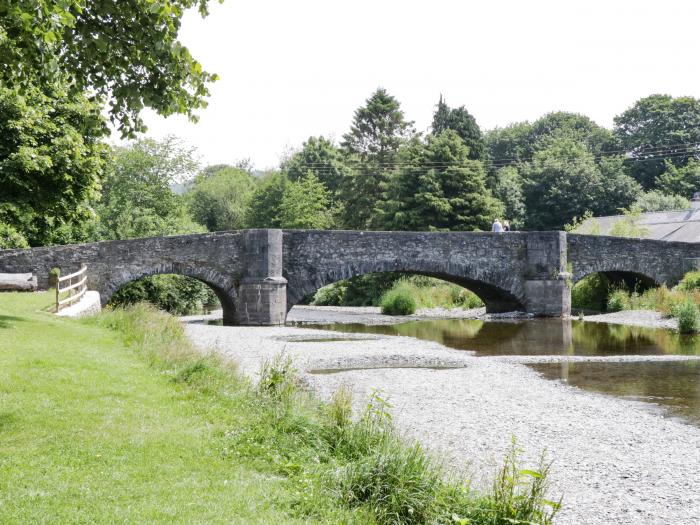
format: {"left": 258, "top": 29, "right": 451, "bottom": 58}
{"left": 0, "top": 293, "right": 559, "bottom": 524}
{"left": 0, "top": 293, "right": 328, "bottom": 524}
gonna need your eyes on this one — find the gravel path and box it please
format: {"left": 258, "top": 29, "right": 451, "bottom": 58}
{"left": 185, "top": 322, "right": 700, "bottom": 525}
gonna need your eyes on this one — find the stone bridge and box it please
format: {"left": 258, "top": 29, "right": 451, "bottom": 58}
{"left": 0, "top": 229, "right": 698, "bottom": 325}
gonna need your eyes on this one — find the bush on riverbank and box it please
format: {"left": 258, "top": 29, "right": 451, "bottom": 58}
{"left": 94, "top": 303, "right": 560, "bottom": 524}
{"left": 380, "top": 283, "right": 418, "bottom": 315}
{"left": 672, "top": 300, "right": 700, "bottom": 334}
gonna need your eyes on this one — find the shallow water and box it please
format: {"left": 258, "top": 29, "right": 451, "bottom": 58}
{"left": 304, "top": 318, "right": 700, "bottom": 426}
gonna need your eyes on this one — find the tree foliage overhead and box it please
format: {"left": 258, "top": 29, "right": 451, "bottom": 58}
{"left": 614, "top": 94, "right": 700, "bottom": 189}
{"left": 0, "top": 80, "right": 108, "bottom": 245}
{"left": 384, "top": 130, "right": 502, "bottom": 231}
{"left": 431, "top": 95, "right": 485, "bottom": 160}
{"left": 0, "top": 0, "right": 221, "bottom": 136}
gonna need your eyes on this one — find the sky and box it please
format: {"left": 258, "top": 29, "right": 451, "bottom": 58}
{"left": 124, "top": 0, "right": 700, "bottom": 170}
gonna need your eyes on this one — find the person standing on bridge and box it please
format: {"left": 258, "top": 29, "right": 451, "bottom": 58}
{"left": 503, "top": 220, "right": 511, "bottom": 232}
{"left": 492, "top": 218, "right": 504, "bottom": 233}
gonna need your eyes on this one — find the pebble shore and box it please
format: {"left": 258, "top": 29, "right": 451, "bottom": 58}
{"left": 184, "top": 307, "right": 700, "bottom": 525}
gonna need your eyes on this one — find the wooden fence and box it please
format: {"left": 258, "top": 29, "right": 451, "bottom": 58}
{"left": 55, "top": 265, "right": 88, "bottom": 312}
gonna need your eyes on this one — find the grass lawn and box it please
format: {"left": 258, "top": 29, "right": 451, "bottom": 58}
{"left": 0, "top": 292, "right": 559, "bottom": 525}
{"left": 0, "top": 292, "right": 320, "bottom": 524}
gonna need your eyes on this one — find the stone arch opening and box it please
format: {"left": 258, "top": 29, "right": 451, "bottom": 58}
{"left": 571, "top": 270, "right": 660, "bottom": 313}
{"left": 287, "top": 268, "right": 525, "bottom": 314}
{"left": 101, "top": 265, "right": 237, "bottom": 324}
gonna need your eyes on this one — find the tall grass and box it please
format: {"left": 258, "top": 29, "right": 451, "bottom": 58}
{"left": 95, "top": 304, "right": 560, "bottom": 525}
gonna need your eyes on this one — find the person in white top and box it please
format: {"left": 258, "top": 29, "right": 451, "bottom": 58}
{"left": 491, "top": 218, "right": 504, "bottom": 233}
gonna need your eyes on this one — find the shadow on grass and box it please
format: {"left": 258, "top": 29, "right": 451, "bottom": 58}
{"left": 0, "top": 314, "right": 26, "bottom": 329}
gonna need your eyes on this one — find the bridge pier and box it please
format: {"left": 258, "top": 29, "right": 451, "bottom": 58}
{"left": 522, "top": 232, "right": 571, "bottom": 317}
{"left": 234, "top": 229, "right": 287, "bottom": 325}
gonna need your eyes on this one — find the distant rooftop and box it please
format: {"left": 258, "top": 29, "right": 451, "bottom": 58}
{"left": 583, "top": 199, "right": 700, "bottom": 242}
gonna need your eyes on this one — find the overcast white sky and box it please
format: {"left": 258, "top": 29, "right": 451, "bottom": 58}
{"left": 126, "top": 0, "right": 700, "bottom": 169}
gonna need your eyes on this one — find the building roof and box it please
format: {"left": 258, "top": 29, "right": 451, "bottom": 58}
{"left": 583, "top": 207, "right": 700, "bottom": 242}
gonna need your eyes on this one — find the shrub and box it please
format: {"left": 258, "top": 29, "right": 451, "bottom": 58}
{"left": 606, "top": 289, "right": 630, "bottom": 312}
{"left": 380, "top": 284, "right": 417, "bottom": 315}
{"left": 311, "top": 281, "right": 347, "bottom": 306}
{"left": 672, "top": 300, "right": 700, "bottom": 334}
{"left": 677, "top": 271, "right": 700, "bottom": 292}
{"left": 571, "top": 274, "right": 610, "bottom": 312}
{"left": 0, "top": 222, "right": 29, "bottom": 249}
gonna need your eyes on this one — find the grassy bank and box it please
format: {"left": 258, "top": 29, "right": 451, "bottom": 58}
{"left": 0, "top": 293, "right": 558, "bottom": 524}
{"left": 572, "top": 271, "right": 700, "bottom": 332}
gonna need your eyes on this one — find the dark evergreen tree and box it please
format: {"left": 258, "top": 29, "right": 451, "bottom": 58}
{"left": 383, "top": 130, "right": 502, "bottom": 231}
{"left": 339, "top": 88, "right": 414, "bottom": 229}
{"left": 431, "top": 95, "right": 485, "bottom": 160}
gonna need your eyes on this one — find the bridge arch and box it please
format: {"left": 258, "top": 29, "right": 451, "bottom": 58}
{"left": 101, "top": 263, "right": 238, "bottom": 324}
{"left": 284, "top": 260, "right": 526, "bottom": 314}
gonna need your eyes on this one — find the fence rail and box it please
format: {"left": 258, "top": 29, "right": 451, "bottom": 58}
{"left": 55, "top": 264, "right": 88, "bottom": 312}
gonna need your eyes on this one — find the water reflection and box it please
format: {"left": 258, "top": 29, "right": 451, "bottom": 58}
{"left": 307, "top": 318, "right": 700, "bottom": 356}
{"left": 532, "top": 361, "right": 700, "bottom": 426}
{"left": 304, "top": 318, "right": 700, "bottom": 426}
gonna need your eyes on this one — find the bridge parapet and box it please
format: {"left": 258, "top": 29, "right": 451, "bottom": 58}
{"left": 2, "top": 229, "right": 694, "bottom": 325}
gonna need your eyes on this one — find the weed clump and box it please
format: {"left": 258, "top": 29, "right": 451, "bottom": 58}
{"left": 380, "top": 284, "right": 417, "bottom": 315}
{"left": 606, "top": 289, "right": 629, "bottom": 312}
{"left": 672, "top": 300, "right": 700, "bottom": 334}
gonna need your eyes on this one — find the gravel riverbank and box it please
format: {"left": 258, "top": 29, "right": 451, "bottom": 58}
{"left": 581, "top": 309, "right": 678, "bottom": 330}
{"left": 185, "top": 319, "right": 700, "bottom": 525}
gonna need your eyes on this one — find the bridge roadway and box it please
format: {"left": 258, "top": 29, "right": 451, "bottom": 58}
{"left": 1, "top": 229, "right": 698, "bottom": 325}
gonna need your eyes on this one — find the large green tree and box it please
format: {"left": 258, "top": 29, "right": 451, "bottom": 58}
{"left": 521, "top": 137, "right": 639, "bottom": 230}
{"left": 339, "top": 88, "right": 414, "bottom": 229}
{"left": 279, "top": 172, "right": 333, "bottom": 229}
{"left": 485, "top": 112, "right": 617, "bottom": 176}
{"left": 383, "top": 130, "right": 502, "bottom": 231}
{"left": 0, "top": 81, "right": 108, "bottom": 245}
{"left": 187, "top": 166, "right": 256, "bottom": 231}
{"left": 245, "top": 172, "right": 289, "bottom": 228}
{"left": 0, "top": 0, "right": 220, "bottom": 136}
{"left": 283, "top": 136, "right": 349, "bottom": 196}
{"left": 431, "top": 95, "right": 485, "bottom": 160}
{"left": 614, "top": 94, "right": 700, "bottom": 189}
{"left": 97, "top": 136, "right": 202, "bottom": 240}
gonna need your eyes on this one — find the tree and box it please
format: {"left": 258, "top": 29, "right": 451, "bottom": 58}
{"left": 657, "top": 160, "right": 700, "bottom": 198}
{"left": 0, "top": 0, "right": 220, "bottom": 136}
{"left": 245, "top": 172, "right": 289, "bottom": 228}
{"left": 614, "top": 94, "right": 700, "bottom": 189}
{"left": 383, "top": 130, "right": 502, "bottom": 231}
{"left": 484, "top": 112, "right": 616, "bottom": 178}
{"left": 283, "top": 136, "right": 350, "bottom": 196}
{"left": 431, "top": 95, "right": 484, "bottom": 160}
{"left": 188, "top": 167, "right": 256, "bottom": 231}
{"left": 339, "top": 88, "right": 414, "bottom": 229}
{"left": 279, "top": 172, "right": 332, "bottom": 229}
{"left": 97, "top": 136, "right": 203, "bottom": 240}
{"left": 490, "top": 166, "right": 527, "bottom": 230}
{"left": 522, "top": 138, "right": 614, "bottom": 230}
{"left": 0, "top": 81, "right": 108, "bottom": 246}
{"left": 633, "top": 190, "right": 690, "bottom": 212}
